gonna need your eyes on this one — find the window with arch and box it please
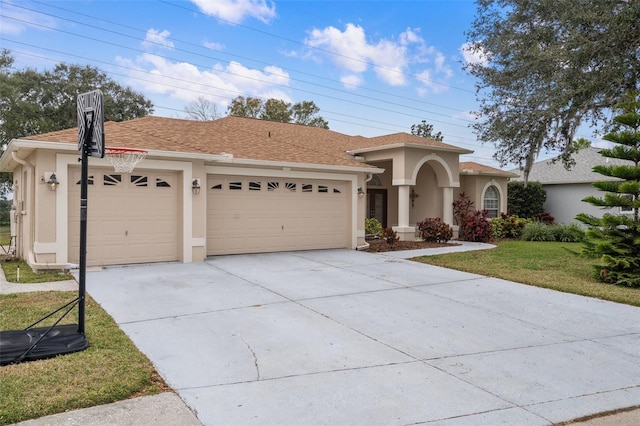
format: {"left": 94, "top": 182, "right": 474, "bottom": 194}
{"left": 483, "top": 185, "right": 500, "bottom": 218}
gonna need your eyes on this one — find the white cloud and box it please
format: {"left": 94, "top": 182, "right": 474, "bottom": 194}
{"left": 305, "top": 23, "right": 413, "bottom": 86}
{"left": 190, "top": 0, "right": 276, "bottom": 24}
{"left": 460, "top": 42, "right": 489, "bottom": 66}
{"left": 415, "top": 69, "right": 449, "bottom": 94}
{"left": 142, "top": 29, "right": 175, "bottom": 50}
{"left": 0, "top": 2, "right": 57, "bottom": 35}
{"left": 304, "top": 24, "right": 452, "bottom": 91}
{"left": 340, "top": 74, "right": 364, "bottom": 89}
{"left": 116, "top": 54, "right": 290, "bottom": 107}
{"left": 203, "top": 41, "right": 225, "bottom": 51}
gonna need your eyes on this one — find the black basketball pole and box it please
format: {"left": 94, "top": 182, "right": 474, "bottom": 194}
{"left": 78, "top": 111, "right": 94, "bottom": 335}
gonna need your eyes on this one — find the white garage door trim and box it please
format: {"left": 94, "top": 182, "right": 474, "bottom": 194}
{"left": 54, "top": 154, "right": 196, "bottom": 264}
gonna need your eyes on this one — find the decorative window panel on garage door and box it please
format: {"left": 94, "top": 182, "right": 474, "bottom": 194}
{"left": 207, "top": 176, "right": 350, "bottom": 255}
{"left": 68, "top": 168, "right": 179, "bottom": 266}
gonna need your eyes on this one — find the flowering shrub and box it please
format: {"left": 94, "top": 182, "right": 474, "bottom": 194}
{"left": 365, "top": 217, "right": 383, "bottom": 237}
{"left": 491, "top": 213, "right": 530, "bottom": 239}
{"left": 416, "top": 217, "right": 453, "bottom": 243}
{"left": 381, "top": 227, "right": 399, "bottom": 245}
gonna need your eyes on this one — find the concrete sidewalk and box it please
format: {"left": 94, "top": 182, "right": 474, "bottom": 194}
{"left": 3, "top": 243, "right": 639, "bottom": 425}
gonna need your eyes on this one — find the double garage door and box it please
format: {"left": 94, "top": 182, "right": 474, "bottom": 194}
{"left": 68, "top": 168, "right": 179, "bottom": 266}
{"left": 67, "top": 169, "right": 351, "bottom": 265}
{"left": 207, "top": 175, "right": 350, "bottom": 256}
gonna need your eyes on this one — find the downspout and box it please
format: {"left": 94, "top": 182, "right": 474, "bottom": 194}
{"left": 356, "top": 173, "right": 374, "bottom": 251}
{"left": 11, "top": 152, "right": 68, "bottom": 271}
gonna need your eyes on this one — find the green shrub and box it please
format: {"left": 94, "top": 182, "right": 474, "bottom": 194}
{"left": 491, "top": 213, "right": 530, "bottom": 239}
{"left": 521, "top": 221, "right": 555, "bottom": 241}
{"left": 416, "top": 217, "right": 453, "bottom": 243}
{"left": 381, "top": 227, "right": 399, "bottom": 245}
{"left": 365, "top": 217, "right": 383, "bottom": 236}
{"left": 551, "top": 224, "right": 585, "bottom": 242}
{"left": 508, "top": 181, "right": 546, "bottom": 218}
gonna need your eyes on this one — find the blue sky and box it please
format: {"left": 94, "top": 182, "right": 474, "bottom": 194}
{"left": 2, "top": 0, "right": 513, "bottom": 166}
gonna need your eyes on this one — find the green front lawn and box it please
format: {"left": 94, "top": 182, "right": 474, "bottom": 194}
{"left": 414, "top": 240, "right": 640, "bottom": 307}
{"left": 2, "top": 259, "right": 74, "bottom": 283}
{"left": 0, "top": 292, "right": 166, "bottom": 425}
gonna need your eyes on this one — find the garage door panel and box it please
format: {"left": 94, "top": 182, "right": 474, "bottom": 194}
{"left": 207, "top": 175, "right": 350, "bottom": 256}
{"left": 69, "top": 168, "right": 179, "bottom": 266}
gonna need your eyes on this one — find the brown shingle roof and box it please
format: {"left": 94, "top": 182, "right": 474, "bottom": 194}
{"left": 24, "top": 116, "right": 473, "bottom": 169}
{"left": 460, "top": 161, "right": 518, "bottom": 177}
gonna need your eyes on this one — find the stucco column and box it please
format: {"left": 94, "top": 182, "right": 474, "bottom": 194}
{"left": 393, "top": 184, "right": 414, "bottom": 241}
{"left": 442, "top": 186, "right": 454, "bottom": 225}
{"left": 442, "top": 186, "right": 458, "bottom": 238}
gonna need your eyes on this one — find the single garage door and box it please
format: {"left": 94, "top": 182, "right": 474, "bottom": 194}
{"left": 68, "top": 168, "right": 179, "bottom": 266}
{"left": 207, "top": 175, "right": 350, "bottom": 255}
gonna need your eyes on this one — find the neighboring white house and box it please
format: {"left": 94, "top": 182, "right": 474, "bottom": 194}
{"left": 511, "top": 147, "right": 633, "bottom": 224}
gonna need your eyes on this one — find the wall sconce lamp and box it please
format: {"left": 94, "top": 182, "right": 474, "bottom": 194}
{"left": 192, "top": 178, "right": 201, "bottom": 195}
{"left": 44, "top": 172, "right": 59, "bottom": 191}
{"left": 357, "top": 187, "right": 365, "bottom": 198}
{"left": 410, "top": 187, "right": 419, "bottom": 207}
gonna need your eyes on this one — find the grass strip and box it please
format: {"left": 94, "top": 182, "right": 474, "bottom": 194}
{"left": 1, "top": 259, "right": 73, "bottom": 283}
{"left": 0, "top": 291, "right": 165, "bottom": 425}
{"left": 414, "top": 241, "right": 640, "bottom": 307}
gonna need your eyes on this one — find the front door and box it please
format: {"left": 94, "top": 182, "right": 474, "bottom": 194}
{"left": 367, "top": 189, "right": 387, "bottom": 228}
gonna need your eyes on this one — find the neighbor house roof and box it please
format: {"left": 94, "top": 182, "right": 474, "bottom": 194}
{"left": 15, "top": 116, "right": 474, "bottom": 170}
{"left": 459, "top": 161, "right": 519, "bottom": 177}
{"left": 510, "top": 147, "right": 632, "bottom": 184}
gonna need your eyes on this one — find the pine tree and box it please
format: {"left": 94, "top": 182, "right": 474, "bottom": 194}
{"left": 576, "top": 92, "right": 640, "bottom": 287}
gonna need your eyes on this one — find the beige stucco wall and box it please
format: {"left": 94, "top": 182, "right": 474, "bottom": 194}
{"left": 5, "top": 144, "right": 370, "bottom": 269}
{"left": 363, "top": 148, "right": 460, "bottom": 240}
{"left": 459, "top": 174, "right": 509, "bottom": 217}
{"left": 410, "top": 164, "right": 443, "bottom": 225}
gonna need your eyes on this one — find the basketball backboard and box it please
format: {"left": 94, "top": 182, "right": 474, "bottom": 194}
{"left": 77, "top": 90, "right": 105, "bottom": 158}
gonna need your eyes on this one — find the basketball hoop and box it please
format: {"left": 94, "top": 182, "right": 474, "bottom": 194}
{"left": 105, "top": 148, "right": 147, "bottom": 173}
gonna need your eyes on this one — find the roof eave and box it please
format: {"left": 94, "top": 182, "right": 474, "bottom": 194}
{"left": 348, "top": 142, "right": 472, "bottom": 155}
{"left": 461, "top": 170, "right": 520, "bottom": 178}
{"left": 221, "top": 157, "right": 384, "bottom": 174}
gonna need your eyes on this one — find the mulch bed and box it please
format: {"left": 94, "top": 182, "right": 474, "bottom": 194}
{"left": 366, "top": 238, "right": 458, "bottom": 253}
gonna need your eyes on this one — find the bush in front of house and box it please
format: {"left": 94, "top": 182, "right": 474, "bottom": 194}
{"left": 533, "top": 212, "right": 555, "bottom": 224}
{"left": 491, "top": 213, "right": 531, "bottom": 239}
{"left": 507, "top": 181, "right": 546, "bottom": 218}
{"left": 381, "top": 227, "right": 399, "bottom": 245}
{"left": 461, "top": 210, "right": 493, "bottom": 242}
{"left": 365, "top": 217, "right": 383, "bottom": 237}
{"left": 521, "top": 221, "right": 555, "bottom": 241}
{"left": 551, "top": 224, "right": 585, "bottom": 242}
{"left": 416, "top": 217, "right": 453, "bottom": 243}
{"left": 521, "top": 222, "right": 585, "bottom": 242}
{"left": 453, "top": 192, "right": 492, "bottom": 243}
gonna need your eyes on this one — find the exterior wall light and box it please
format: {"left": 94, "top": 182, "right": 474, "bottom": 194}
{"left": 357, "top": 187, "right": 365, "bottom": 198}
{"left": 45, "top": 172, "right": 59, "bottom": 191}
{"left": 192, "top": 178, "right": 201, "bottom": 195}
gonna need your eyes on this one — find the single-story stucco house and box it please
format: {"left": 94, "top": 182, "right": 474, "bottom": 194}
{"left": 0, "top": 116, "right": 515, "bottom": 269}
{"left": 511, "top": 147, "right": 634, "bottom": 224}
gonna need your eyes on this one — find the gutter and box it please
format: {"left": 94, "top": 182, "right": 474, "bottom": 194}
{"left": 10, "top": 151, "right": 68, "bottom": 271}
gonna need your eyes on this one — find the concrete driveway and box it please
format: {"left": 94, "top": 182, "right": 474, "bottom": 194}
{"left": 85, "top": 249, "right": 640, "bottom": 425}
